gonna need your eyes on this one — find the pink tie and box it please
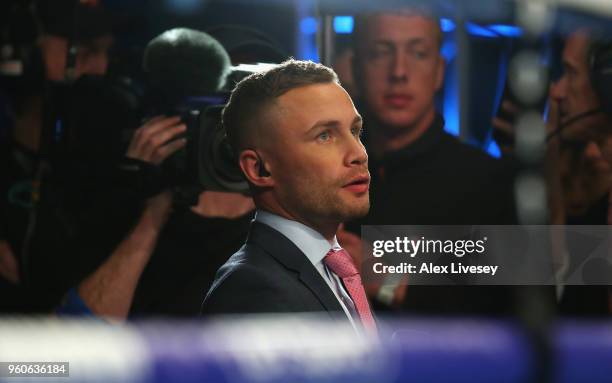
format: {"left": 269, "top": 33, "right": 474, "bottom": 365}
{"left": 324, "top": 248, "right": 377, "bottom": 333}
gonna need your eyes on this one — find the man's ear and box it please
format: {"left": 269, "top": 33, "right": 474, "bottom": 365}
{"left": 239, "top": 149, "right": 273, "bottom": 187}
{"left": 435, "top": 55, "right": 446, "bottom": 92}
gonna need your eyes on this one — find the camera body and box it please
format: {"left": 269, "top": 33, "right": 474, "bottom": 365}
{"left": 9, "top": 63, "right": 270, "bottom": 204}
{"left": 148, "top": 63, "right": 275, "bottom": 197}
{"left": 158, "top": 93, "right": 248, "bottom": 195}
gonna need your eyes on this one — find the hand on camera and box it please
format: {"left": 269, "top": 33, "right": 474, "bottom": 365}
{"left": 126, "top": 116, "right": 187, "bottom": 165}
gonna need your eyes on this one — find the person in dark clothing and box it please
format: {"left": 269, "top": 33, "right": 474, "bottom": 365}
{"left": 0, "top": 0, "right": 113, "bottom": 313}
{"left": 0, "top": 139, "right": 37, "bottom": 287}
{"left": 494, "top": 29, "right": 612, "bottom": 316}
{"left": 548, "top": 30, "right": 612, "bottom": 316}
{"left": 342, "top": 9, "right": 526, "bottom": 316}
{"left": 7, "top": 27, "right": 256, "bottom": 318}
{"left": 131, "top": 202, "right": 253, "bottom": 317}
{"left": 363, "top": 113, "right": 516, "bottom": 227}
{"left": 68, "top": 114, "right": 255, "bottom": 319}
{"left": 69, "top": 29, "right": 256, "bottom": 319}
{"left": 356, "top": 114, "right": 519, "bottom": 316}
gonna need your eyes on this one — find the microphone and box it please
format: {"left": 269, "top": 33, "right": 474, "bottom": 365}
{"left": 143, "top": 28, "right": 231, "bottom": 100}
{"left": 546, "top": 107, "right": 606, "bottom": 142}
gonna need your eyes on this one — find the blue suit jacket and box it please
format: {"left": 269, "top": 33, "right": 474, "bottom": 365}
{"left": 201, "top": 222, "right": 349, "bottom": 323}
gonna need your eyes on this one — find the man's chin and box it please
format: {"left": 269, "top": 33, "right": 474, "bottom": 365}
{"left": 375, "top": 111, "right": 422, "bottom": 132}
{"left": 339, "top": 201, "right": 370, "bottom": 220}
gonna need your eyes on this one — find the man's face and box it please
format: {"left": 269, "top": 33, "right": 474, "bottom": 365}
{"left": 40, "top": 34, "right": 112, "bottom": 82}
{"left": 262, "top": 82, "right": 370, "bottom": 227}
{"left": 551, "top": 30, "right": 612, "bottom": 174}
{"left": 550, "top": 31, "right": 600, "bottom": 125}
{"left": 354, "top": 14, "right": 444, "bottom": 132}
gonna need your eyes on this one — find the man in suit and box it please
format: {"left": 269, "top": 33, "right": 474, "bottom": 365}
{"left": 201, "top": 59, "right": 376, "bottom": 334}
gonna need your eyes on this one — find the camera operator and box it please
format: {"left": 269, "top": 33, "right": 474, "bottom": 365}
{"left": 0, "top": 0, "right": 112, "bottom": 313}
{"left": 493, "top": 28, "right": 612, "bottom": 315}
{"left": 60, "top": 28, "right": 256, "bottom": 318}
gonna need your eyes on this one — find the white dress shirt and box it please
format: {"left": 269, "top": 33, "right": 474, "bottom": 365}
{"left": 255, "top": 210, "right": 360, "bottom": 331}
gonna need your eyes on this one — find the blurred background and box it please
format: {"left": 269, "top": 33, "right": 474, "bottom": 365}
{"left": 2, "top": 0, "right": 612, "bottom": 382}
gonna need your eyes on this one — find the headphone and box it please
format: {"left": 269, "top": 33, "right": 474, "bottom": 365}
{"left": 256, "top": 153, "right": 270, "bottom": 177}
{"left": 0, "top": 0, "right": 45, "bottom": 89}
{"left": 546, "top": 39, "right": 612, "bottom": 141}
{"left": 0, "top": 0, "right": 82, "bottom": 85}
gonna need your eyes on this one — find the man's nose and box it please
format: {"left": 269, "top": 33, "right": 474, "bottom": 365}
{"left": 346, "top": 138, "right": 368, "bottom": 167}
{"left": 550, "top": 76, "right": 566, "bottom": 102}
{"left": 390, "top": 52, "right": 408, "bottom": 83}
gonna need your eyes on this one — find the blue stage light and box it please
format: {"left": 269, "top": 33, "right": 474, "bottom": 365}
{"left": 486, "top": 140, "right": 502, "bottom": 158}
{"left": 466, "top": 23, "right": 497, "bottom": 38}
{"left": 301, "top": 45, "right": 320, "bottom": 62}
{"left": 441, "top": 40, "right": 457, "bottom": 61}
{"left": 440, "top": 18, "right": 456, "bottom": 33}
{"left": 488, "top": 24, "right": 523, "bottom": 37}
{"left": 300, "top": 17, "right": 318, "bottom": 35}
{"left": 443, "top": 68, "right": 460, "bottom": 137}
{"left": 334, "top": 16, "right": 354, "bottom": 34}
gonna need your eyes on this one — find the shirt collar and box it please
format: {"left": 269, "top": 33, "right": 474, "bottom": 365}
{"left": 255, "top": 210, "right": 340, "bottom": 266}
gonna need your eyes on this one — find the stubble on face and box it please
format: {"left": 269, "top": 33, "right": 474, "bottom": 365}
{"left": 283, "top": 167, "right": 370, "bottom": 225}
{"left": 263, "top": 83, "right": 370, "bottom": 227}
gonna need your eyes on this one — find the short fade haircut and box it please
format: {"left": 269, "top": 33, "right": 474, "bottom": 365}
{"left": 222, "top": 59, "right": 339, "bottom": 154}
{"left": 352, "top": 8, "right": 443, "bottom": 59}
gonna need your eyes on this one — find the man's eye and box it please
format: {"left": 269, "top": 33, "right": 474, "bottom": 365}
{"left": 369, "top": 47, "right": 392, "bottom": 59}
{"left": 410, "top": 48, "right": 428, "bottom": 59}
{"left": 318, "top": 131, "right": 331, "bottom": 141}
{"left": 351, "top": 126, "right": 363, "bottom": 137}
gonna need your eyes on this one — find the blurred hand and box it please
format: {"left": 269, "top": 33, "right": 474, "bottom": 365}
{"left": 0, "top": 240, "right": 19, "bottom": 284}
{"left": 126, "top": 116, "right": 187, "bottom": 165}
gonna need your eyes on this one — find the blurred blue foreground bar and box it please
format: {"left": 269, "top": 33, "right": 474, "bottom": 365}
{"left": 0, "top": 316, "right": 611, "bottom": 383}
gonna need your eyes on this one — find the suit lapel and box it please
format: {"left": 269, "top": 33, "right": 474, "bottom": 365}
{"left": 297, "top": 269, "right": 346, "bottom": 314}
{"left": 247, "top": 222, "right": 345, "bottom": 314}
